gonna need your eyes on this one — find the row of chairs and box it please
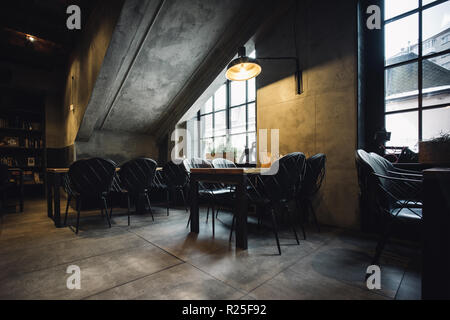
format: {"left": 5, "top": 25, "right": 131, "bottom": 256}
{"left": 63, "top": 154, "right": 327, "bottom": 253}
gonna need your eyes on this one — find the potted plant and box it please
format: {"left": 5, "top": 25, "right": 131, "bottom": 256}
{"left": 419, "top": 132, "right": 450, "bottom": 164}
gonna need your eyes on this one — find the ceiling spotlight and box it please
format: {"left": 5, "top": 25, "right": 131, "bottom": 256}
{"left": 26, "top": 35, "right": 35, "bottom": 42}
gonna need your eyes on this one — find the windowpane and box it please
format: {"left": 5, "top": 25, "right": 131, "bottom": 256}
{"left": 248, "top": 133, "right": 257, "bottom": 164}
{"left": 423, "top": 54, "right": 450, "bottom": 107}
{"left": 230, "top": 106, "right": 246, "bottom": 134}
{"left": 423, "top": 1, "right": 450, "bottom": 56}
{"left": 385, "top": 63, "right": 418, "bottom": 112}
{"left": 248, "top": 103, "right": 256, "bottom": 132}
{"left": 385, "top": 14, "right": 418, "bottom": 66}
{"left": 385, "top": 0, "right": 418, "bottom": 20}
{"left": 214, "top": 136, "right": 227, "bottom": 152}
{"left": 230, "top": 134, "right": 247, "bottom": 164}
{"left": 422, "top": 107, "right": 450, "bottom": 141}
{"left": 386, "top": 111, "right": 419, "bottom": 151}
{"left": 231, "top": 80, "right": 246, "bottom": 106}
{"left": 214, "top": 84, "right": 226, "bottom": 111}
{"left": 202, "top": 97, "right": 213, "bottom": 114}
{"left": 201, "top": 138, "right": 213, "bottom": 158}
{"left": 200, "top": 114, "right": 213, "bottom": 138}
{"left": 214, "top": 111, "right": 226, "bottom": 137}
{"left": 248, "top": 78, "right": 256, "bottom": 102}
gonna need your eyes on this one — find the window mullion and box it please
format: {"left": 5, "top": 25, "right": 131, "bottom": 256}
{"left": 418, "top": 0, "right": 423, "bottom": 142}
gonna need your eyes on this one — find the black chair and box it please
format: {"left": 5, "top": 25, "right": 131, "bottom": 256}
{"left": 230, "top": 152, "right": 307, "bottom": 255}
{"left": 212, "top": 158, "right": 237, "bottom": 218}
{"left": 356, "top": 150, "right": 422, "bottom": 264}
{"left": 64, "top": 158, "right": 117, "bottom": 234}
{"left": 297, "top": 154, "right": 326, "bottom": 232}
{"left": 183, "top": 158, "right": 233, "bottom": 235}
{"left": 118, "top": 158, "right": 158, "bottom": 226}
{"left": 212, "top": 158, "right": 237, "bottom": 169}
{"left": 163, "top": 160, "right": 189, "bottom": 214}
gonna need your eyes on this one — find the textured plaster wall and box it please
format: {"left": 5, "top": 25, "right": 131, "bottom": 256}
{"left": 76, "top": 130, "right": 158, "bottom": 165}
{"left": 60, "top": 0, "right": 156, "bottom": 162}
{"left": 256, "top": 0, "right": 359, "bottom": 229}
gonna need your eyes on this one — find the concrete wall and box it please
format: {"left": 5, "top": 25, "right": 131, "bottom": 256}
{"left": 255, "top": 0, "right": 359, "bottom": 229}
{"left": 60, "top": 0, "right": 157, "bottom": 162}
{"left": 76, "top": 130, "right": 158, "bottom": 165}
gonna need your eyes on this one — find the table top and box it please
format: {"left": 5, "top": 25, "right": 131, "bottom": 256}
{"left": 47, "top": 167, "right": 163, "bottom": 173}
{"left": 190, "top": 168, "right": 263, "bottom": 175}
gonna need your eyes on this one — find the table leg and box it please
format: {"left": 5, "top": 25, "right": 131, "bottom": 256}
{"left": 235, "top": 179, "right": 248, "bottom": 250}
{"left": 47, "top": 172, "right": 53, "bottom": 219}
{"left": 190, "top": 180, "right": 199, "bottom": 233}
{"left": 53, "top": 173, "right": 62, "bottom": 228}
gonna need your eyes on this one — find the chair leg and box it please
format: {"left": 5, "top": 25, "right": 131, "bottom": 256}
{"left": 308, "top": 200, "right": 320, "bottom": 233}
{"left": 166, "top": 189, "right": 170, "bottom": 216}
{"left": 64, "top": 194, "right": 71, "bottom": 226}
{"left": 180, "top": 188, "right": 188, "bottom": 213}
{"left": 145, "top": 193, "right": 154, "bottom": 222}
{"left": 75, "top": 198, "right": 81, "bottom": 235}
{"left": 127, "top": 194, "right": 131, "bottom": 226}
{"left": 229, "top": 214, "right": 236, "bottom": 242}
{"left": 186, "top": 213, "right": 191, "bottom": 228}
{"left": 270, "top": 208, "right": 281, "bottom": 255}
{"left": 206, "top": 205, "right": 210, "bottom": 223}
{"left": 212, "top": 204, "right": 215, "bottom": 237}
{"left": 102, "top": 197, "right": 112, "bottom": 228}
{"left": 286, "top": 207, "right": 299, "bottom": 245}
{"left": 295, "top": 199, "right": 307, "bottom": 239}
{"left": 216, "top": 208, "right": 220, "bottom": 219}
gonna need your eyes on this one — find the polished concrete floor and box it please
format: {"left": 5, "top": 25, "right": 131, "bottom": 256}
{"left": 0, "top": 198, "right": 421, "bottom": 300}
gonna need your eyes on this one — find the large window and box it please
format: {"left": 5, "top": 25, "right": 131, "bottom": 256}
{"left": 384, "top": 0, "right": 450, "bottom": 151}
{"left": 198, "top": 76, "right": 256, "bottom": 164}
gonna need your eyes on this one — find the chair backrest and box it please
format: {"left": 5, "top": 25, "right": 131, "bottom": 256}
{"left": 212, "top": 158, "right": 237, "bottom": 169}
{"left": 263, "top": 152, "right": 306, "bottom": 203}
{"left": 119, "top": 158, "right": 158, "bottom": 194}
{"left": 355, "top": 150, "right": 394, "bottom": 208}
{"left": 303, "top": 154, "right": 327, "bottom": 197}
{"left": 370, "top": 152, "right": 396, "bottom": 174}
{"left": 0, "top": 164, "right": 10, "bottom": 187}
{"left": 182, "top": 158, "right": 212, "bottom": 172}
{"left": 68, "top": 158, "right": 117, "bottom": 196}
{"left": 163, "top": 161, "right": 189, "bottom": 188}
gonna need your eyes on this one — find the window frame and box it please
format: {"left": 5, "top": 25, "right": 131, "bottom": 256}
{"left": 384, "top": 0, "right": 450, "bottom": 148}
{"left": 197, "top": 78, "right": 257, "bottom": 163}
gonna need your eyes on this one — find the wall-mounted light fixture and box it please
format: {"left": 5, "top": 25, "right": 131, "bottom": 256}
{"left": 26, "top": 35, "right": 35, "bottom": 42}
{"left": 226, "top": 46, "right": 303, "bottom": 95}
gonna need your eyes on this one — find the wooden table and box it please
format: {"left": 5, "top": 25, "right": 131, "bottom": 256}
{"left": 189, "top": 168, "right": 263, "bottom": 250}
{"left": 46, "top": 167, "right": 162, "bottom": 228}
{"left": 422, "top": 168, "right": 450, "bottom": 300}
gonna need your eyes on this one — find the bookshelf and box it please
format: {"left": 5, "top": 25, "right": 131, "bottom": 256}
{"left": 0, "top": 86, "right": 46, "bottom": 189}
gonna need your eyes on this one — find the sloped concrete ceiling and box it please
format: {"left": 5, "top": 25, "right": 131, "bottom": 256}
{"left": 77, "top": 0, "right": 277, "bottom": 142}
